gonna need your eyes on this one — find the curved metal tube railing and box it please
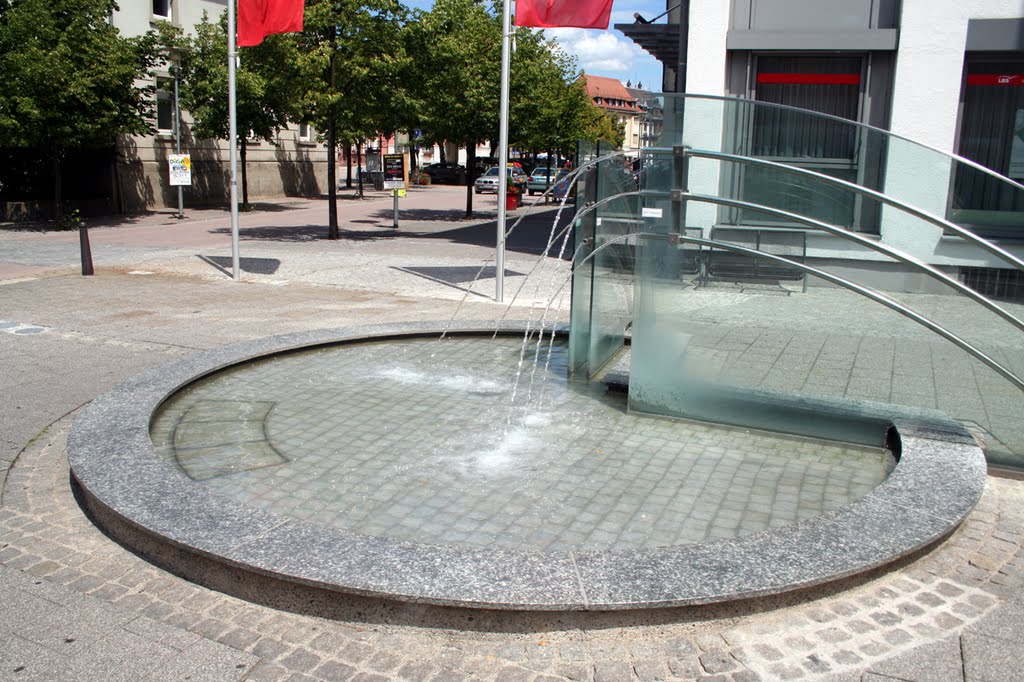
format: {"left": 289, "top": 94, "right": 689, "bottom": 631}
{"left": 563, "top": 230, "right": 1024, "bottom": 393}
{"left": 564, "top": 185, "right": 1024, "bottom": 337}
{"left": 659, "top": 93, "right": 1024, "bottom": 193}
{"left": 685, "top": 148, "right": 1024, "bottom": 274}
{"left": 683, "top": 192, "right": 1024, "bottom": 335}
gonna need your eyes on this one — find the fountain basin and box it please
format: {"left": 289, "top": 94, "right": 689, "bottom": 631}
{"left": 68, "top": 322, "right": 987, "bottom": 610}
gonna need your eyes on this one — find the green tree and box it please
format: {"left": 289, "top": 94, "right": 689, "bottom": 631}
{"left": 0, "top": 0, "right": 163, "bottom": 217}
{"left": 298, "top": 0, "right": 413, "bottom": 238}
{"left": 411, "top": 0, "right": 502, "bottom": 217}
{"left": 509, "top": 29, "right": 593, "bottom": 164}
{"left": 177, "top": 12, "right": 303, "bottom": 208}
{"left": 582, "top": 104, "right": 625, "bottom": 148}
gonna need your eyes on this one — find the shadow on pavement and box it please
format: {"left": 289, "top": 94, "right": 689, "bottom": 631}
{"left": 209, "top": 207, "right": 574, "bottom": 259}
{"left": 199, "top": 255, "right": 282, "bottom": 276}
{"left": 391, "top": 265, "right": 526, "bottom": 299}
{"left": 369, "top": 208, "right": 493, "bottom": 223}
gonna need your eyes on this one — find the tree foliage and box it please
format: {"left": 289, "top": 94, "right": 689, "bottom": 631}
{"left": 0, "top": 0, "right": 164, "bottom": 212}
{"left": 409, "top": 0, "right": 503, "bottom": 216}
{"left": 509, "top": 30, "right": 594, "bottom": 159}
{"left": 177, "top": 11, "right": 304, "bottom": 206}
{"left": 0, "top": 0, "right": 636, "bottom": 219}
{"left": 299, "top": 0, "right": 415, "bottom": 143}
{"left": 580, "top": 100, "right": 626, "bottom": 148}
{"left": 297, "top": 0, "right": 414, "bottom": 236}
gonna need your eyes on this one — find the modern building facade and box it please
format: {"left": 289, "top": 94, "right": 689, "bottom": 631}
{"left": 616, "top": 0, "right": 1024, "bottom": 293}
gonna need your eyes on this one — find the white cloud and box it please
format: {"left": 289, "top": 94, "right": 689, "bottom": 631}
{"left": 543, "top": 25, "right": 663, "bottom": 89}
{"left": 546, "top": 28, "right": 646, "bottom": 75}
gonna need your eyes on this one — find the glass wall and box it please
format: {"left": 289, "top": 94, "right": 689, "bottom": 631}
{"left": 570, "top": 93, "right": 1024, "bottom": 470}
{"left": 568, "top": 140, "right": 640, "bottom": 378}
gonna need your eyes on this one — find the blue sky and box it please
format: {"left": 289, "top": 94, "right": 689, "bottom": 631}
{"left": 404, "top": 0, "right": 665, "bottom": 90}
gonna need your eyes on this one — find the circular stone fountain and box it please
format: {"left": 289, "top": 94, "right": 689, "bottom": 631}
{"left": 68, "top": 322, "right": 987, "bottom": 610}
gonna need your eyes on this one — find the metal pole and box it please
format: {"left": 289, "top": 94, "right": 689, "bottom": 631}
{"left": 78, "top": 223, "right": 94, "bottom": 276}
{"left": 173, "top": 63, "right": 184, "bottom": 220}
{"left": 393, "top": 190, "right": 399, "bottom": 228}
{"left": 227, "top": 0, "right": 240, "bottom": 280}
{"left": 495, "top": 0, "right": 513, "bottom": 302}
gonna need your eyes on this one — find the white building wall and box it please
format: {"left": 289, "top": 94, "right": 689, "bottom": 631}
{"left": 681, "top": 1, "right": 732, "bottom": 234}
{"left": 890, "top": 0, "right": 1024, "bottom": 149}
{"left": 882, "top": 0, "right": 1024, "bottom": 265}
{"left": 685, "top": 2, "right": 731, "bottom": 96}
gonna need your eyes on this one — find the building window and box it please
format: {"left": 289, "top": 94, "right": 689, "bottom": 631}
{"left": 737, "top": 55, "right": 872, "bottom": 231}
{"left": 751, "top": 55, "right": 862, "bottom": 159}
{"left": 153, "top": 0, "right": 170, "bottom": 19}
{"left": 298, "top": 123, "right": 312, "bottom": 142}
{"left": 952, "top": 56, "right": 1024, "bottom": 236}
{"left": 156, "top": 77, "right": 173, "bottom": 133}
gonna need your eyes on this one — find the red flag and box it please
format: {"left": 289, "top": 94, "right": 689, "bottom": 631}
{"left": 238, "top": 0, "right": 304, "bottom": 47}
{"left": 514, "top": 0, "right": 614, "bottom": 29}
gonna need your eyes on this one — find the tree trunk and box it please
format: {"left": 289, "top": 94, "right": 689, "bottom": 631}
{"left": 356, "top": 142, "right": 364, "bottom": 198}
{"left": 344, "top": 145, "right": 352, "bottom": 189}
{"left": 545, "top": 148, "right": 554, "bottom": 203}
{"left": 52, "top": 150, "right": 63, "bottom": 219}
{"left": 327, "top": 31, "right": 339, "bottom": 238}
{"left": 328, "top": 114, "right": 338, "bottom": 239}
{"left": 240, "top": 137, "right": 249, "bottom": 207}
{"left": 465, "top": 144, "right": 476, "bottom": 218}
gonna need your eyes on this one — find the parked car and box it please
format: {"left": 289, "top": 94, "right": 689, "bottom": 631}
{"left": 422, "top": 162, "right": 466, "bottom": 184}
{"left": 473, "top": 166, "right": 529, "bottom": 194}
{"left": 526, "top": 168, "right": 560, "bottom": 195}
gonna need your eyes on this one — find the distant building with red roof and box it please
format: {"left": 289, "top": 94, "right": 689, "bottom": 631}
{"left": 581, "top": 74, "right": 644, "bottom": 153}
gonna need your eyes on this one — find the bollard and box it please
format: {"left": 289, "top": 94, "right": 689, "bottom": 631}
{"left": 78, "top": 222, "right": 94, "bottom": 276}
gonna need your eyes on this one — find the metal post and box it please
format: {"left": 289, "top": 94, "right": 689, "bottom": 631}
{"left": 392, "top": 190, "right": 399, "bottom": 228}
{"left": 227, "top": 0, "right": 240, "bottom": 280}
{"left": 78, "top": 223, "right": 94, "bottom": 276}
{"left": 495, "top": 0, "right": 513, "bottom": 302}
{"left": 173, "top": 63, "right": 184, "bottom": 220}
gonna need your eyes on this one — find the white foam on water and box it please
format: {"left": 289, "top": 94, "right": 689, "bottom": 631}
{"left": 459, "top": 410, "right": 558, "bottom": 477}
{"left": 376, "top": 367, "right": 506, "bottom": 395}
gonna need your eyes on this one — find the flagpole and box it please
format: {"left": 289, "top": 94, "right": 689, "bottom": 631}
{"left": 227, "top": 0, "right": 241, "bottom": 280}
{"left": 495, "top": 0, "right": 513, "bottom": 303}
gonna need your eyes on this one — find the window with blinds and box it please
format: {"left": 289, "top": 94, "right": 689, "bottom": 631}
{"left": 735, "top": 55, "right": 872, "bottom": 232}
{"left": 952, "top": 57, "right": 1024, "bottom": 237}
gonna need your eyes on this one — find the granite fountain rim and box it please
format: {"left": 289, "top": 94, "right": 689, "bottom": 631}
{"left": 66, "top": 320, "right": 988, "bottom": 611}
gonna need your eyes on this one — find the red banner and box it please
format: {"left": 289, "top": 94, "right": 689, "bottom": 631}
{"left": 238, "top": 0, "right": 304, "bottom": 47}
{"left": 757, "top": 73, "right": 861, "bottom": 85}
{"left": 514, "top": 0, "right": 614, "bottom": 29}
{"left": 967, "top": 74, "right": 1024, "bottom": 86}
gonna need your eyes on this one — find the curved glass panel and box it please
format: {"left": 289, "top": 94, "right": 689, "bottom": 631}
{"left": 572, "top": 93, "right": 1024, "bottom": 470}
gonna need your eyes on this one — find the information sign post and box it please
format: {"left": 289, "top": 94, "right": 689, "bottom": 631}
{"left": 383, "top": 153, "right": 406, "bottom": 229}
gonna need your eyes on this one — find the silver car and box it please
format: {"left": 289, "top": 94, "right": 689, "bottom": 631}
{"left": 474, "top": 166, "right": 529, "bottom": 194}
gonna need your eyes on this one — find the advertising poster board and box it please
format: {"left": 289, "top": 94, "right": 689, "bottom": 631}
{"left": 169, "top": 154, "right": 192, "bottom": 186}
{"left": 383, "top": 153, "right": 406, "bottom": 189}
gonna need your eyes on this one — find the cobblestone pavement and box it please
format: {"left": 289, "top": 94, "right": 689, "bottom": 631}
{"left": 3, "top": 196, "right": 1024, "bottom": 680}
{"left": 3, "top": 417, "right": 1024, "bottom": 681}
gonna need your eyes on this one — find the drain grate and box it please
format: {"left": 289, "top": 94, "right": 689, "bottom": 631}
{"left": 960, "top": 266, "right": 1024, "bottom": 302}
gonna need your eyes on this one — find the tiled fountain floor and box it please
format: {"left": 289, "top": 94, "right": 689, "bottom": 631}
{"left": 150, "top": 336, "right": 893, "bottom": 553}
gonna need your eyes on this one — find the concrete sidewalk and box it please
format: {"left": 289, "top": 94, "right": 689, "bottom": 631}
{"left": 1, "top": 191, "right": 1024, "bottom": 681}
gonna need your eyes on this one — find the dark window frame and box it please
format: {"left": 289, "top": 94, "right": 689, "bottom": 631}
{"left": 951, "top": 52, "right": 1024, "bottom": 239}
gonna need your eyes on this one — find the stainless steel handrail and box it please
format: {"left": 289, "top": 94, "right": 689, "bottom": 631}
{"left": 682, "top": 192, "right": 1024, "bottom": 336}
{"left": 686, "top": 148, "right": 1024, "bottom": 273}
{"left": 561, "top": 231, "right": 1024, "bottom": 394}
